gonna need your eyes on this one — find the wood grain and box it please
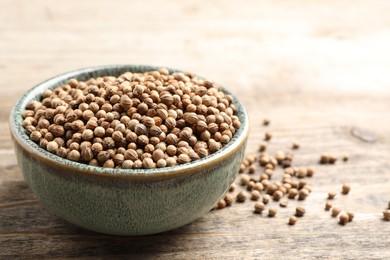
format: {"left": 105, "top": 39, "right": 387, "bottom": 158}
{"left": 1, "top": 0, "right": 390, "bottom": 258}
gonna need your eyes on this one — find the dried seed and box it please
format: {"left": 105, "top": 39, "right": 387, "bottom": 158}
{"left": 236, "top": 191, "right": 246, "bottom": 202}
{"left": 254, "top": 202, "right": 265, "bottom": 214}
{"left": 292, "top": 141, "right": 300, "bottom": 149}
{"left": 272, "top": 190, "right": 283, "bottom": 201}
{"left": 325, "top": 201, "right": 333, "bottom": 211}
{"left": 339, "top": 213, "right": 349, "bottom": 225}
{"left": 342, "top": 184, "right": 351, "bottom": 195}
{"left": 279, "top": 199, "right": 288, "bottom": 208}
{"left": 288, "top": 216, "right": 297, "bottom": 225}
{"left": 298, "top": 188, "right": 309, "bottom": 200}
{"left": 347, "top": 212, "right": 354, "bottom": 222}
{"left": 383, "top": 210, "right": 390, "bottom": 221}
{"left": 331, "top": 207, "right": 341, "bottom": 217}
{"left": 224, "top": 194, "right": 234, "bottom": 205}
{"left": 251, "top": 190, "right": 261, "bottom": 201}
{"left": 342, "top": 153, "right": 349, "bottom": 162}
{"left": 264, "top": 131, "right": 272, "bottom": 141}
{"left": 295, "top": 207, "right": 305, "bottom": 217}
{"left": 268, "top": 208, "right": 277, "bottom": 217}
{"left": 263, "top": 194, "right": 271, "bottom": 204}
{"left": 229, "top": 183, "right": 236, "bottom": 192}
{"left": 259, "top": 142, "right": 267, "bottom": 152}
{"left": 328, "top": 192, "right": 337, "bottom": 200}
{"left": 216, "top": 199, "right": 226, "bottom": 209}
{"left": 262, "top": 118, "right": 270, "bottom": 126}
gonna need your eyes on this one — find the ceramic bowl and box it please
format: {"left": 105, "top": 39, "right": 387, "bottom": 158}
{"left": 9, "top": 65, "right": 249, "bottom": 235}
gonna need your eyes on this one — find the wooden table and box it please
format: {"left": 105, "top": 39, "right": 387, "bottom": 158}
{"left": 1, "top": 0, "right": 390, "bottom": 258}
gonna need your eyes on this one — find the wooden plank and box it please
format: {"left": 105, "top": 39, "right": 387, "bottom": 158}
{"left": 0, "top": 0, "right": 390, "bottom": 258}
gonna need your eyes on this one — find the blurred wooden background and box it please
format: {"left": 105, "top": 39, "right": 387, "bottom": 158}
{"left": 1, "top": 0, "right": 389, "bottom": 258}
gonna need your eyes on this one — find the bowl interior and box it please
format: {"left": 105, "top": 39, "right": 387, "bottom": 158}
{"left": 10, "top": 65, "right": 249, "bottom": 179}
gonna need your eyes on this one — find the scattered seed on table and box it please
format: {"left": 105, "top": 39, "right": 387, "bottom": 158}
{"left": 229, "top": 184, "right": 236, "bottom": 192}
{"left": 295, "top": 207, "right": 305, "bottom": 217}
{"left": 272, "top": 190, "right": 283, "bottom": 201}
{"left": 263, "top": 194, "right": 271, "bottom": 204}
{"left": 279, "top": 199, "right": 288, "bottom": 208}
{"left": 319, "top": 153, "right": 330, "bottom": 164}
{"left": 224, "top": 193, "right": 234, "bottom": 206}
{"left": 268, "top": 208, "right": 277, "bottom": 217}
{"left": 264, "top": 131, "right": 272, "bottom": 141}
{"left": 328, "top": 155, "right": 337, "bottom": 164}
{"left": 342, "top": 153, "right": 349, "bottom": 162}
{"left": 239, "top": 163, "right": 246, "bottom": 173}
{"left": 288, "top": 188, "right": 298, "bottom": 199}
{"left": 253, "top": 182, "right": 264, "bottom": 192}
{"left": 328, "top": 192, "right": 337, "bottom": 200}
{"left": 251, "top": 190, "right": 261, "bottom": 201}
{"left": 342, "top": 184, "right": 351, "bottom": 195}
{"left": 331, "top": 207, "right": 341, "bottom": 217}
{"left": 383, "top": 210, "right": 390, "bottom": 221}
{"left": 248, "top": 165, "right": 256, "bottom": 174}
{"left": 254, "top": 202, "right": 265, "bottom": 214}
{"left": 240, "top": 174, "right": 250, "bottom": 185}
{"left": 339, "top": 213, "right": 350, "bottom": 225}
{"left": 259, "top": 142, "right": 267, "bottom": 152}
{"left": 216, "top": 199, "right": 227, "bottom": 209}
{"left": 325, "top": 201, "right": 333, "bottom": 211}
{"left": 292, "top": 141, "right": 300, "bottom": 149}
{"left": 246, "top": 181, "right": 256, "bottom": 191}
{"left": 306, "top": 167, "right": 314, "bottom": 177}
{"left": 347, "top": 212, "right": 354, "bottom": 222}
{"left": 263, "top": 118, "right": 270, "bottom": 126}
{"left": 298, "top": 188, "right": 309, "bottom": 200}
{"left": 289, "top": 216, "right": 298, "bottom": 225}
{"left": 236, "top": 191, "right": 246, "bottom": 202}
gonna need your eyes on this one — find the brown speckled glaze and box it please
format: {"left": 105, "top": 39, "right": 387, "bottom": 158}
{"left": 9, "top": 65, "right": 249, "bottom": 235}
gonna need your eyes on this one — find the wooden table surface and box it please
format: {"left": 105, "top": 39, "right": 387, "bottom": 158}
{"left": 1, "top": 0, "right": 390, "bottom": 259}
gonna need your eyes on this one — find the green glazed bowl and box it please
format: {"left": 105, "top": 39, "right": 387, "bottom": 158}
{"left": 9, "top": 65, "right": 249, "bottom": 235}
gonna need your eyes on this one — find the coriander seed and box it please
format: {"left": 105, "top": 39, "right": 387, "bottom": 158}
{"left": 254, "top": 202, "right": 265, "bottom": 214}
{"left": 347, "top": 212, "right": 354, "bottom": 222}
{"left": 295, "top": 207, "right": 305, "bottom": 217}
{"left": 383, "top": 210, "right": 390, "bottom": 221}
{"left": 325, "top": 201, "right": 333, "bottom": 211}
{"left": 341, "top": 184, "right": 351, "bottom": 195}
{"left": 251, "top": 190, "right": 261, "bottom": 201}
{"left": 268, "top": 207, "right": 277, "bottom": 217}
{"left": 331, "top": 207, "right": 341, "bottom": 217}
{"left": 339, "top": 213, "right": 349, "bottom": 225}
{"left": 328, "top": 192, "right": 337, "bottom": 200}
{"left": 236, "top": 191, "right": 246, "bottom": 203}
{"left": 289, "top": 216, "right": 297, "bottom": 225}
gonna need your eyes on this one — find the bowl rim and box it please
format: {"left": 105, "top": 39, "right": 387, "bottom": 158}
{"left": 9, "top": 65, "right": 249, "bottom": 180}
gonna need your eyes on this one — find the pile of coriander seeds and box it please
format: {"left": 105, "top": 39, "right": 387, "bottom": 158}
{"left": 22, "top": 68, "right": 240, "bottom": 169}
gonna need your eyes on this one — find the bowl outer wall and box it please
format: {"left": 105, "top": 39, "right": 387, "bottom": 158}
{"left": 9, "top": 65, "right": 249, "bottom": 235}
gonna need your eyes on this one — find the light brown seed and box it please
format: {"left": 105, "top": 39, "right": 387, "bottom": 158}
{"left": 264, "top": 131, "right": 272, "bottom": 141}
{"left": 288, "top": 188, "right": 298, "bottom": 199}
{"left": 240, "top": 174, "right": 250, "bottom": 185}
{"left": 216, "top": 199, "right": 226, "bottom": 209}
{"left": 292, "top": 141, "right": 300, "bottom": 149}
{"left": 273, "top": 190, "right": 283, "bottom": 201}
{"left": 289, "top": 216, "right": 297, "bottom": 225}
{"left": 331, "top": 207, "right": 341, "bottom": 217}
{"left": 347, "top": 212, "right": 354, "bottom": 222}
{"left": 263, "top": 194, "right": 271, "bottom": 204}
{"left": 254, "top": 202, "right": 265, "bottom": 214}
{"left": 251, "top": 190, "right": 261, "bottom": 201}
{"left": 279, "top": 199, "right": 288, "bottom": 208}
{"left": 298, "top": 189, "right": 309, "bottom": 200}
{"left": 259, "top": 142, "right": 267, "bottom": 152}
{"left": 339, "top": 213, "right": 349, "bottom": 225}
{"left": 328, "top": 192, "right": 337, "bottom": 200}
{"left": 236, "top": 191, "right": 246, "bottom": 202}
{"left": 325, "top": 201, "right": 333, "bottom": 211}
{"left": 383, "top": 210, "right": 390, "bottom": 221}
{"left": 224, "top": 194, "right": 234, "bottom": 205}
{"left": 268, "top": 208, "right": 277, "bottom": 217}
{"left": 342, "top": 184, "right": 351, "bottom": 195}
{"left": 229, "top": 184, "right": 236, "bottom": 192}
{"left": 295, "top": 207, "right": 305, "bottom": 217}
